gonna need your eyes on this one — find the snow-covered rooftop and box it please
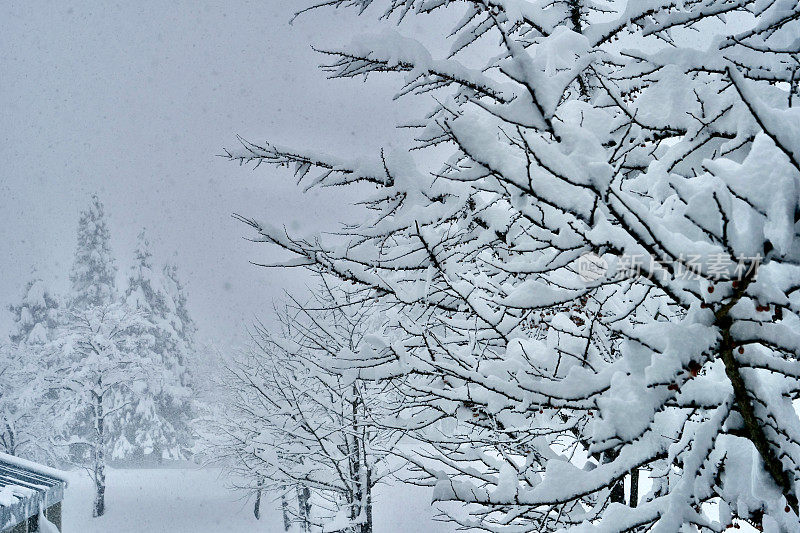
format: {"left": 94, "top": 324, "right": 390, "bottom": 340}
{"left": 0, "top": 453, "right": 67, "bottom": 531}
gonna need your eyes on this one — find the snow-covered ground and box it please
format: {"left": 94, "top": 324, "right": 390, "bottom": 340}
{"left": 62, "top": 466, "right": 457, "bottom": 532}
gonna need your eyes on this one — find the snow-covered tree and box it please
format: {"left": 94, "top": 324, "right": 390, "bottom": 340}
{"left": 52, "top": 194, "right": 139, "bottom": 517}
{"left": 123, "top": 230, "right": 194, "bottom": 462}
{"left": 1, "top": 277, "right": 61, "bottom": 459}
{"left": 0, "top": 345, "right": 56, "bottom": 461}
{"left": 0, "top": 342, "right": 51, "bottom": 460}
{"left": 69, "top": 194, "right": 117, "bottom": 311}
{"left": 205, "top": 282, "right": 396, "bottom": 533}
{"left": 162, "top": 260, "right": 197, "bottom": 356}
{"left": 52, "top": 303, "right": 143, "bottom": 518}
{"left": 8, "top": 277, "right": 61, "bottom": 347}
{"left": 160, "top": 261, "right": 198, "bottom": 452}
{"left": 229, "top": 1, "right": 800, "bottom": 531}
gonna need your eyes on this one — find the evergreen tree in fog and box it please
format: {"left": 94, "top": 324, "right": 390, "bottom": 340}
{"left": 123, "top": 230, "right": 194, "bottom": 462}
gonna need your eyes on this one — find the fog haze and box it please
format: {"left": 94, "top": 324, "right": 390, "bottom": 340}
{"left": 1, "top": 1, "right": 416, "bottom": 345}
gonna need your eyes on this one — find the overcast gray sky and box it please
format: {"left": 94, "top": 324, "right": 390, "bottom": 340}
{"left": 1, "top": 1, "right": 428, "bottom": 346}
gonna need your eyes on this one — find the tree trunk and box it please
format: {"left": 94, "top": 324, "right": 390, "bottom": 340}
{"left": 716, "top": 276, "right": 799, "bottom": 514}
{"left": 363, "top": 468, "right": 373, "bottom": 533}
{"left": 2, "top": 422, "right": 16, "bottom": 456}
{"left": 92, "top": 391, "right": 106, "bottom": 518}
{"left": 351, "top": 391, "right": 370, "bottom": 533}
{"left": 297, "top": 485, "right": 311, "bottom": 533}
{"left": 153, "top": 440, "right": 163, "bottom": 465}
{"left": 718, "top": 313, "right": 799, "bottom": 513}
{"left": 603, "top": 449, "right": 625, "bottom": 504}
{"left": 281, "top": 486, "right": 291, "bottom": 532}
{"left": 254, "top": 484, "right": 262, "bottom": 520}
{"left": 629, "top": 468, "right": 639, "bottom": 508}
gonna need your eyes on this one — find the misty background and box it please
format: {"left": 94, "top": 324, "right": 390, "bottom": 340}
{"left": 1, "top": 1, "right": 425, "bottom": 346}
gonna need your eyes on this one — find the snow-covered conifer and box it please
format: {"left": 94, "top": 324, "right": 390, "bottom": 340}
{"left": 162, "top": 261, "right": 197, "bottom": 355}
{"left": 8, "top": 276, "right": 61, "bottom": 347}
{"left": 0, "top": 341, "right": 54, "bottom": 460}
{"left": 1, "top": 277, "right": 61, "bottom": 460}
{"left": 68, "top": 194, "right": 117, "bottom": 311}
{"left": 123, "top": 230, "right": 194, "bottom": 462}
